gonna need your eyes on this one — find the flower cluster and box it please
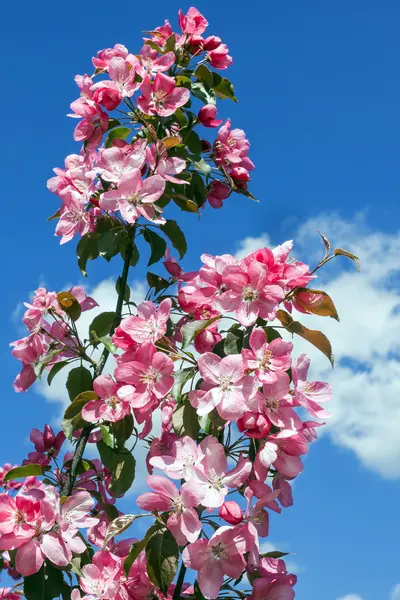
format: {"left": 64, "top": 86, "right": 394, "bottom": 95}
{"left": 2, "top": 5, "right": 360, "bottom": 600}
{"left": 11, "top": 286, "right": 97, "bottom": 392}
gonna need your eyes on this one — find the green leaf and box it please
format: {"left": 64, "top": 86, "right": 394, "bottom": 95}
{"left": 172, "top": 368, "right": 196, "bottom": 402}
{"left": 47, "top": 360, "right": 69, "bottom": 386}
{"left": 76, "top": 232, "right": 100, "bottom": 276}
{"left": 105, "top": 126, "right": 131, "bottom": 148}
{"left": 116, "top": 277, "right": 131, "bottom": 303}
{"left": 276, "top": 309, "right": 334, "bottom": 367}
{"left": 147, "top": 272, "right": 170, "bottom": 293}
{"left": 194, "top": 64, "right": 214, "bottom": 88}
{"left": 334, "top": 248, "right": 361, "bottom": 271}
{"left": 124, "top": 523, "right": 162, "bottom": 576}
{"left": 4, "top": 464, "right": 48, "bottom": 482}
{"left": 190, "top": 81, "right": 216, "bottom": 105}
{"left": 191, "top": 172, "right": 207, "bottom": 208}
{"left": 146, "top": 529, "right": 179, "bottom": 594}
{"left": 181, "top": 317, "right": 220, "bottom": 349}
{"left": 89, "top": 312, "right": 117, "bottom": 345}
{"left": 160, "top": 220, "right": 187, "bottom": 259}
{"left": 172, "top": 401, "right": 200, "bottom": 439}
{"left": 95, "top": 216, "right": 116, "bottom": 234}
{"left": 175, "top": 75, "right": 191, "bottom": 88}
{"left": 97, "top": 441, "right": 136, "bottom": 497}
{"left": 143, "top": 228, "right": 167, "bottom": 266}
{"left": 199, "top": 409, "right": 226, "bottom": 436}
{"left": 164, "top": 33, "right": 176, "bottom": 53}
{"left": 63, "top": 391, "right": 97, "bottom": 437}
{"left": 212, "top": 73, "right": 237, "bottom": 102}
{"left": 98, "top": 336, "right": 117, "bottom": 354}
{"left": 24, "top": 564, "right": 68, "bottom": 600}
{"left": 175, "top": 108, "right": 188, "bottom": 127}
{"left": 113, "top": 414, "right": 134, "bottom": 447}
{"left": 184, "top": 129, "right": 203, "bottom": 154}
{"left": 261, "top": 550, "right": 290, "bottom": 559}
{"left": 98, "top": 230, "right": 125, "bottom": 262}
{"left": 224, "top": 329, "right": 244, "bottom": 355}
{"left": 66, "top": 366, "right": 93, "bottom": 401}
{"left": 57, "top": 291, "right": 82, "bottom": 321}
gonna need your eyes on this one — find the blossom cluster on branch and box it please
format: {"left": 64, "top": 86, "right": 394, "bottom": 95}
{"left": 0, "top": 6, "right": 359, "bottom": 600}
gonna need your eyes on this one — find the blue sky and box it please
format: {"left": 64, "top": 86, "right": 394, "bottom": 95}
{"left": 1, "top": 1, "right": 400, "bottom": 598}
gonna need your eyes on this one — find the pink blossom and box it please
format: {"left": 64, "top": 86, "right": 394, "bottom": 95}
{"left": 107, "top": 57, "right": 140, "bottom": 98}
{"left": 248, "top": 578, "right": 295, "bottom": 600}
{"left": 119, "top": 298, "right": 171, "bottom": 344}
{"left": 293, "top": 354, "right": 332, "bottom": 419}
{"left": 206, "top": 181, "right": 230, "bottom": 208}
{"left": 100, "top": 169, "right": 166, "bottom": 224}
{"left": 146, "top": 143, "right": 187, "bottom": 184}
{"left": 178, "top": 7, "right": 208, "bottom": 35}
{"left": 91, "top": 83, "right": 122, "bottom": 111}
{"left": 137, "top": 476, "right": 201, "bottom": 545}
{"left": 257, "top": 430, "right": 309, "bottom": 479}
{"left": 182, "top": 526, "right": 246, "bottom": 599}
{"left": 82, "top": 375, "right": 132, "bottom": 423}
{"left": 92, "top": 44, "right": 129, "bottom": 71}
{"left": 23, "top": 425, "right": 65, "bottom": 466}
{"left": 185, "top": 436, "right": 251, "bottom": 508}
{"left": 79, "top": 550, "right": 122, "bottom": 598}
{"left": 114, "top": 341, "right": 174, "bottom": 406}
{"left": 242, "top": 328, "right": 293, "bottom": 384}
{"left": 69, "top": 98, "right": 108, "bottom": 146}
{"left": 149, "top": 435, "right": 201, "bottom": 479}
{"left": 214, "top": 119, "right": 254, "bottom": 172}
{"left": 96, "top": 141, "right": 147, "bottom": 184}
{"left": 208, "top": 44, "right": 233, "bottom": 69}
{"left": 189, "top": 353, "right": 257, "bottom": 421}
{"left": 219, "top": 501, "right": 243, "bottom": 525}
{"left": 237, "top": 411, "right": 272, "bottom": 439}
{"left": 55, "top": 188, "right": 93, "bottom": 244}
{"left": 139, "top": 45, "right": 175, "bottom": 76}
{"left": 258, "top": 373, "right": 301, "bottom": 429}
{"left": 220, "top": 262, "right": 284, "bottom": 326}
{"left": 163, "top": 248, "right": 183, "bottom": 278}
{"left": 198, "top": 104, "right": 222, "bottom": 128}
{"left": 137, "top": 73, "right": 190, "bottom": 117}
{"left": 69, "top": 286, "right": 98, "bottom": 312}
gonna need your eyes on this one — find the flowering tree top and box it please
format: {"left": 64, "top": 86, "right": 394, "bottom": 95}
{"left": 1, "top": 6, "right": 359, "bottom": 600}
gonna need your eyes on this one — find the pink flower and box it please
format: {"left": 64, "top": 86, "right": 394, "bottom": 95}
{"left": 149, "top": 435, "right": 201, "bottom": 479}
{"left": 206, "top": 181, "right": 230, "bottom": 208}
{"left": 79, "top": 550, "right": 122, "bottom": 598}
{"left": 198, "top": 104, "right": 222, "bottom": 128}
{"left": 114, "top": 341, "right": 174, "bottom": 407}
{"left": 293, "top": 354, "right": 332, "bottom": 419}
{"left": 23, "top": 425, "right": 65, "bottom": 466}
{"left": 219, "top": 501, "right": 243, "bottom": 525}
{"left": 107, "top": 57, "right": 140, "bottom": 98}
{"left": 100, "top": 169, "right": 166, "bottom": 224}
{"left": 82, "top": 375, "right": 132, "bottom": 423}
{"left": 69, "top": 286, "right": 98, "bottom": 312}
{"left": 237, "top": 412, "right": 272, "bottom": 439}
{"left": 189, "top": 353, "right": 257, "bottom": 421}
{"left": 248, "top": 578, "right": 295, "bottom": 600}
{"left": 92, "top": 44, "right": 129, "bottom": 71}
{"left": 55, "top": 189, "right": 93, "bottom": 244}
{"left": 91, "top": 83, "right": 122, "bottom": 111}
{"left": 69, "top": 98, "right": 109, "bottom": 146}
{"left": 182, "top": 526, "right": 246, "bottom": 599}
{"left": 178, "top": 7, "right": 208, "bottom": 35}
{"left": 146, "top": 143, "right": 187, "bottom": 184}
{"left": 257, "top": 430, "right": 309, "bottom": 479}
{"left": 119, "top": 299, "right": 171, "bottom": 344}
{"left": 208, "top": 44, "right": 233, "bottom": 69}
{"left": 139, "top": 45, "right": 175, "bottom": 76}
{"left": 185, "top": 437, "right": 251, "bottom": 508}
{"left": 163, "top": 248, "right": 183, "bottom": 279}
{"left": 242, "top": 328, "right": 293, "bottom": 384}
{"left": 137, "top": 73, "right": 190, "bottom": 117}
{"left": 137, "top": 476, "right": 201, "bottom": 545}
{"left": 258, "top": 372, "right": 301, "bottom": 429}
{"left": 220, "top": 262, "right": 284, "bottom": 326}
{"left": 214, "top": 119, "right": 254, "bottom": 172}
{"left": 96, "top": 141, "right": 147, "bottom": 184}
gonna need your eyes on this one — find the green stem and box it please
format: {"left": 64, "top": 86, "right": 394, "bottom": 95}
{"left": 173, "top": 561, "right": 187, "bottom": 600}
{"left": 61, "top": 237, "right": 134, "bottom": 497}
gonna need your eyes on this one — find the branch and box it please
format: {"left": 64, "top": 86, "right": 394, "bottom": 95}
{"left": 172, "top": 561, "right": 187, "bottom": 600}
{"left": 62, "top": 236, "right": 134, "bottom": 496}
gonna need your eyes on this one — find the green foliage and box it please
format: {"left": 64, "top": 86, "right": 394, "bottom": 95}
{"left": 172, "top": 401, "right": 200, "bottom": 439}
{"left": 24, "top": 563, "right": 69, "bottom": 600}
{"left": 4, "top": 464, "right": 49, "bottom": 482}
{"left": 97, "top": 441, "right": 136, "bottom": 497}
{"left": 143, "top": 228, "right": 167, "bottom": 266}
{"left": 145, "top": 529, "right": 179, "bottom": 594}
{"left": 66, "top": 366, "right": 93, "bottom": 401}
{"left": 181, "top": 316, "right": 220, "bottom": 349}
{"left": 105, "top": 126, "right": 131, "bottom": 148}
{"left": 89, "top": 312, "right": 117, "bottom": 345}
{"left": 76, "top": 232, "right": 100, "bottom": 276}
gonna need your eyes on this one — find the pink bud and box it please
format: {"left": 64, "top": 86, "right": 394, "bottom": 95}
{"left": 203, "top": 36, "right": 222, "bottom": 51}
{"left": 92, "top": 86, "right": 122, "bottom": 111}
{"left": 237, "top": 412, "right": 272, "bottom": 439}
{"left": 178, "top": 7, "right": 208, "bottom": 35}
{"left": 198, "top": 104, "right": 223, "bottom": 128}
{"left": 230, "top": 166, "right": 251, "bottom": 182}
{"left": 219, "top": 501, "right": 243, "bottom": 525}
{"left": 206, "top": 181, "right": 230, "bottom": 209}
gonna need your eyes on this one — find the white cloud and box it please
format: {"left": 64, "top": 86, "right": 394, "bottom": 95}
{"left": 289, "top": 213, "right": 400, "bottom": 478}
{"left": 336, "top": 595, "right": 363, "bottom": 600}
{"left": 235, "top": 233, "right": 272, "bottom": 259}
{"left": 391, "top": 584, "right": 400, "bottom": 600}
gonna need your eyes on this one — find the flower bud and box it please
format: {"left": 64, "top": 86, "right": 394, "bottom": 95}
{"left": 230, "top": 166, "right": 251, "bottom": 182}
{"left": 206, "top": 181, "right": 230, "bottom": 209}
{"left": 237, "top": 412, "right": 272, "bottom": 439}
{"left": 92, "top": 86, "right": 122, "bottom": 111}
{"left": 198, "top": 104, "right": 222, "bottom": 128}
{"left": 219, "top": 501, "right": 243, "bottom": 525}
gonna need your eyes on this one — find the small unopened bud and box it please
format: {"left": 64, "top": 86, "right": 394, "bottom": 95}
{"left": 219, "top": 501, "right": 243, "bottom": 525}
